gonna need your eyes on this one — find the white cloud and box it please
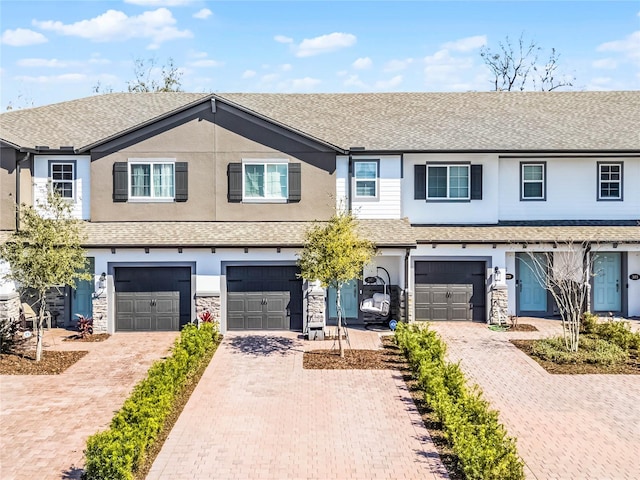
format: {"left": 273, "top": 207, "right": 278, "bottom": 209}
{"left": 344, "top": 74, "right": 367, "bottom": 89}
{"left": 15, "top": 73, "right": 89, "bottom": 83}
{"left": 352, "top": 57, "right": 372, "bottom": 69}
{"left": 290, "top": 77, "right": 321, "bottom": 91}
{"left": 336, "top": 70, "right": 348, "bottom": 77}
{"left": 274, "top": 35, "right": 293, "bottom": 44}
{"left": 441, "top": 35, "right": 487, "bottom": 52}
{"left": 592, "top": 58, "right": 618, "bottom": 69}
{"left": 383, "top": 58, "right": 413, "bottom": 72}
{"left": 32, "top": 8, "right": 192, "bottom": 47}
{"left": 188, "top": 59, "right": 223, "bottom": 68}
{"left": 295, "top": 32, "right": 356, "bottom": 57}
{"left": 124, "top": 0, "right": 194, "bottom": 6}
{"left": 375, "top": 75, "right": 403, "bottom": 89}
{"left": 1, "top": 28, "right": 48, "bottom": 46}
{"left": 597, "top": 31, "right": 640, "bottom": 65}
{"left": 261, "top": 73, "right": 279, "bottom": 83}
{"left": 423, "top": 46, "right": 487, "bottom": 91}
{"left": 281, "top": 63, "right": 292, "bottom": 71}
{"left": 193, "top": 8, "right": 212, "bottom": 20}
{"left": 242, "top": 70, "right": 256, "bottom": 79}
{"left": 16, "top": 56, "right": 111, "bottom": 68}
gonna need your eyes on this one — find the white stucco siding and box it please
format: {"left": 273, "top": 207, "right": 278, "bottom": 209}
{"left": 499, "top": 156, "right": 640, "bottom": 221}
{"left": 403, "top": 154, "right": 500, "bottom": 224}
{"left": 352, "top": 155, "right": 402, "bottom": 219}
{"left": 33, "top": 155, "right": 90, "bottom": 220}
{"left": 628, "top": 248, "right": 640, "bottom": 317}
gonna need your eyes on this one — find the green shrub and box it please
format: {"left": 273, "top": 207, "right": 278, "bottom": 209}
{"left": 394, "top": 323, "right": 525, "bottom": 480}
{"left": 532, "top": 335, "right": 627, "bottom": 365}
{"left": 593, "top": 320, "right": 640, "bottom": 352}
{"left": 84, "top": 322, "right": 220, "bottom": 480}
{"left": 580, "top": 312, "right": 599, "bottom": 334}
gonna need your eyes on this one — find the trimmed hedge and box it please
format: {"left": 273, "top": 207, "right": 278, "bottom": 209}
{"left": 84, "top": 323, "right": 220, "bottom": 480}
{"left": 395, "top": 323, "right": 525, "bottom": 480}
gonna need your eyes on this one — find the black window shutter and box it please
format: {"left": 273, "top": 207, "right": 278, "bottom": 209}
{"left": 414, "top": 165, "right": 426, "bottom": 200}
{"left": 175, "top": 162, "right": 188, "bottom": 202}
{"left": 471, "top": 164, "right": 483, "bottom": 200}
{"left": 288, "top": 163, "right": 301, "bottom": 202}
{"left": 227, "top": 163, "right": 242, "bottom": 202}
{"left": 113, "top": 162, "right": 128, "bottom": 202}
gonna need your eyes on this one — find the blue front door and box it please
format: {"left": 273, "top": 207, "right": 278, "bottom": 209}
{"left": 593, "top": 253, "right": 621, "bottom": 312}
{"left": 517, "top": 253, "right": 548, "bottom": 313}
{"left": 73, "top": 258, "right": 94, "bottom": 319}
{"left": 328, "top": 279, "right": 359, "bottom": 320}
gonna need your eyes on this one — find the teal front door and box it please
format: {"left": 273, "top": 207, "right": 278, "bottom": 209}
{"left": 593, "top": 253, "right": 621, "bottom": 312}
{"left": 517, "top": 253, "right": 548, "bottom": 313}
{"left": 73, "top": 258, "right": 95, "bottom": 319}
{"left": 328, "top": 279, "right": 359, "bottom": 320}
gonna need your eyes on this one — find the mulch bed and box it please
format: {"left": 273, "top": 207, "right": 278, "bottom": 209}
{"left": 0, "top": 350, "right": 88, "bottom": 375}
{"left": 63, "top": 333, "right": 111, "bottom": 342}
{"left": 508, "top": 323, "right": 538, "bottom": 332}
{"left": 511, "top": 339, "right": 640, "bottom": 374}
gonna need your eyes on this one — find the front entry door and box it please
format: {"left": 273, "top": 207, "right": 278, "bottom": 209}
{"left": 72, "top": 258, "right": 95, "bottom": 319}
{"left": 593, "top": 252, "right": 621, "bottom": 312}
{"left": 517, "top": 253, "right": 548, "bottom": 313}
{"left": 328, "top": 279, "right": 359, "bottom": 320}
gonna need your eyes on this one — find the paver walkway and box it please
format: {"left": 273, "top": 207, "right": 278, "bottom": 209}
{"left": 430, "top": 318, "right": 640, "bottom": 480}
{"left": 0, "top": 329, "right": 178, "bottom": 480}
{"left": 149, "top": 329, "right": 448, "bottom": 480}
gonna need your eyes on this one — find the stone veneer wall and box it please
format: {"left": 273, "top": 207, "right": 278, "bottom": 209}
{"left": 92, "top": 295, "right": 107, "bottom": 332}
{"left": 489, "top": 285, "right": 509, "bottom": 325}
{"left": 306, "top": 282, "right": 326, "bottom": 329}
{"left": 196, "top": 295, "right": 221, "bottom": 323}
{"left": 0, "top": 292, "right": 21, "bottom": 323}
{"left": 45, "top": 287, "right": 66, "bottom": 327}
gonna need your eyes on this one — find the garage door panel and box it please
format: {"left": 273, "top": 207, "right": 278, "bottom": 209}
{"left": 415, "top": 261, "right": 485, "bottom": 322}
{"left": 226, "top": 266, "right": 302, "bottom": 331}
{"left": 134, "top": 316, "right": 152, "bottom": 331}
{"left": 155, "top": 315, "right": 176, "bottom": 330}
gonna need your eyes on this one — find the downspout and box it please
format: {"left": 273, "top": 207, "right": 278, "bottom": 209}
{"left": 584, "top": 242, "right": 592, "bottom": 313}
{"left": 15, "top": 151, "right": 31, "bottom": 231}
{"left": 404, "top": 247, "right": 411, "bottom": 323}
{"left": 347, "top": 154, "right": 353, "bottom": 213}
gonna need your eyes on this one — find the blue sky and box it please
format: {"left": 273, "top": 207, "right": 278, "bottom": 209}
{"left": 1, "top": 0, "right": 638, "bottom": 110}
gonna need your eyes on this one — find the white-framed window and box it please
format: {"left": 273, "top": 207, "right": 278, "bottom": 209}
{"left": 598, "top": 162, "right": 622, "bottom": 200}
{"left": 353, "top": 161, "right": 378, "bottom": 198}
{"left": 50, "top": 162, "right": 74, "bottom": 199}
{"left": 243, "top": 160, "right": 288, "bottom": 201}
{"left": 521, "top": 163, "right": 546, "bottom": 200}
{"left": 427, "top": 164, "right": 469, "bottom": 200}
{"left": 128, "top": 159, "right": 175, "bottom": 200}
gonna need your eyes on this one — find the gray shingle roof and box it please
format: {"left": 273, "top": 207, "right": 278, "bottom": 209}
{"left": 1, "top": 91, "right": 638, "bottom": 152}
{"left": 76, "top": 219, "right": 417, "bottom": 248}
{"left": 412, "top": 225, "right": 640, "bottom": 244}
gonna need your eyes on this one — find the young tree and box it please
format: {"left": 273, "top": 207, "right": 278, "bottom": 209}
{"left": 127, "top": 57, "right": 183, "bottom": 93}
{"left": 0, "top": 192, "right": 90, "bottom": 361}
{"left": 297, "top": 212, "right": 375, "bottom": 357}
{"left": 480, "top": 34, "right": 575, "bottom": 91}
{"left": 520, "top": 240, "right": 593, "bottom": 352}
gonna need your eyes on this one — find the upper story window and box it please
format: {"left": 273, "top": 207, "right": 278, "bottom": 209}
{"left": 243, "top": 160, "right": 288, "bottom": 201}
{"left": 353, "top": 161, "right": 378, "bottom": 198}
{"left": 598, "top": 162, "right": 623, "bottom": 201}
{"left": 129, "top": 160, "right": 175, "bottom": 200}
{"left": 521, "top": 162, "right": 546, "bottom": 200}
{"left": 427, "top": 164, "right": 469, "bottom": 200}
{"left": 50, "top": 162, "right": 74, "bottom": 199}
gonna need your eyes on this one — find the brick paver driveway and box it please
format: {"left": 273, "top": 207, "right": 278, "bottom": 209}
{"left": 430, "top": 319, "right": 640, "bottom": 480}
{"left": 149, "top": 330, "right": 448, "bottom": 480}
{"left": 0, "top": 329, "right": 178, "bottom": 480}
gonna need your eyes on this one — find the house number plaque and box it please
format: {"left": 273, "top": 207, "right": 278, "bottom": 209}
{"left": 630, "top": 274, "right": 640, "bottom": 281}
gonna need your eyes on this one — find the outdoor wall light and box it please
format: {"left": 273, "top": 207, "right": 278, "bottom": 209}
{"left": 494, "top": 266, "right": 502, "bottom": 282}
{"left": 92, "top": 273, "right": 107, "bottom": 299}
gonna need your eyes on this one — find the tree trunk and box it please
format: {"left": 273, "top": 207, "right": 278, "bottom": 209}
{"left": 336, "top": 287, "right": 344, "bottom": 358}
{"left": 35, "top": 292, "right": 46, "bottom": 362}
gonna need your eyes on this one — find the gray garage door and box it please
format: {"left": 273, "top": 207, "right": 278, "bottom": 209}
{"left": 115, "top": 267, "right": 191, "bottom": 331}
{"left": 227, "top": 266, "right": 303, "bottom": 330}
{"left": 415, "top": 261, "right": 486, "bottom": 322}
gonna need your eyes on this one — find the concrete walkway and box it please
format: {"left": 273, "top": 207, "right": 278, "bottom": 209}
{"left": 148, "top": 329, "right": 448, "bottom": 480}
{"left": 430, "top": 318, "right": 640, "bottom": 480}
{"left": 0, "top": 328, "right": 178, "bottom": 480}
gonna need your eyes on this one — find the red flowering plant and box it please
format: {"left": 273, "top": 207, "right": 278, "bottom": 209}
{"left": 198, "top": 310, "right": 213, "bottom": 323}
